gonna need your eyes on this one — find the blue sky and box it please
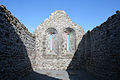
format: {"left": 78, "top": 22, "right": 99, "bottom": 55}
{"left": 0, "top": 0, "right": 120, "bottom": 32}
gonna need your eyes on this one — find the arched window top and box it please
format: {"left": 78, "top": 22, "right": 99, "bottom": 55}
{"left": 46, "top": 28, "right": 58, "bottom": 34}
{"left": 64, "top": 27, "right": 75, "bottom": 34}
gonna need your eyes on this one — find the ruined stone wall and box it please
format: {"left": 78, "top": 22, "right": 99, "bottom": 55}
{"left": 75, "top": 11, "right": 120, "bottom": 80}
{"left": 34, "top": 11, "right": 84, "bottom": 70}
{"left": 1, "top": 4, "right": 120, "bottom": 80}
{"left": 0, "top": 5, "right": 35, "bottom": 79}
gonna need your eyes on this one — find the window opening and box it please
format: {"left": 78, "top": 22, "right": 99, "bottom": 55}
{"left": 67, "top": 34, "right": 69, "bottom": 51}
{"left": 50, "top": 34, "right": 53, "bottom": 50}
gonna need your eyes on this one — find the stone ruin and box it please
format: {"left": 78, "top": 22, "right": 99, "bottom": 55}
{"left": 0, "top": 5, "right": 120, "bottom": 80}
{"left": 34, "top": 10, "right": 84, "bottom": 70}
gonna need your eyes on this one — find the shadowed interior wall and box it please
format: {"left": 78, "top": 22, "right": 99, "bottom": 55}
{"left": 67, "top": 11, "right": 120, "bottom": 80}
{"left": 0, "top": 5, "right": 35, "bottom": 80}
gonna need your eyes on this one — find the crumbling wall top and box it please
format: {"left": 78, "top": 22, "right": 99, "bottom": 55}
{"left": 0, "top": 5, "right": 35, "bottom": 38}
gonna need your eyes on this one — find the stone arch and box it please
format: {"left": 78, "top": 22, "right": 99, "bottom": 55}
{"left": 45, "top": 28, "right": 58, "bottom": 34}
{"left": 44, "top": 28, "right": 59, "bottom": 55}
{"left": 63, "top": 27, "right": 76, "bottom": 53}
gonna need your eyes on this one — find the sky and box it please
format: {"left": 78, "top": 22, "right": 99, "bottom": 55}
{"left": 0, "top": 0, "right": 120, "bottom": 33}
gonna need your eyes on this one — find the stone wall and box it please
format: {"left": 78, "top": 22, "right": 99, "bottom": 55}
{"left": 0, "top": 5, "right": 35, "bottom": 79}
{"left": 1, "top": 4, "right": 120, "bottom": 80}
{"left": 69, "top": 11, "right": 120, "bottom": 80}
{"left": 34, "top": 10, "right": 84, "bottom": 70}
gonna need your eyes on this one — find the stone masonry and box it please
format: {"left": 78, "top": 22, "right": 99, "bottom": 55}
{"left": 34, "top": 10, "right": 84, "bottom": 70}
{"left": 0, "top": 5, "right": 120, "bottom": 80}
{"left": 67, "top": 11, "right": 120, "bottom": 80}
{"left": 0, "top": 5, "right": 35, "bottom": 80}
